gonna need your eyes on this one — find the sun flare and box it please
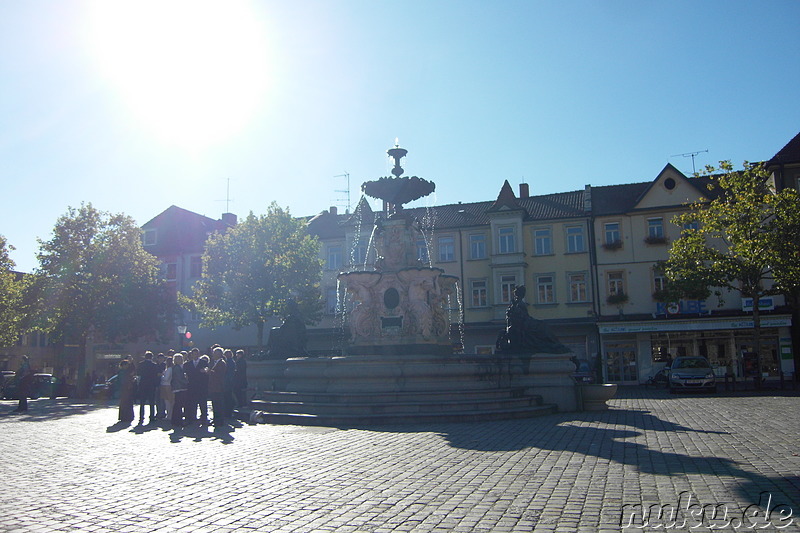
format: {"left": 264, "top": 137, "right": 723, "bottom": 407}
{"left": 86, "top": 1, "right": 271, "bottom": 150}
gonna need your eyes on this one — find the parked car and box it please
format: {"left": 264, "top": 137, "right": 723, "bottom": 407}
{"left": 90, "top": 374, "right": 120, "bottom": 400}
{"left": 669, "top": 356, "right": 716, "bottom": 393}
{"left": 2, "top": 373, "right": 55, "bottom": 399}
{"left": 50, "top": 376, "right": 77, "bottom": 399}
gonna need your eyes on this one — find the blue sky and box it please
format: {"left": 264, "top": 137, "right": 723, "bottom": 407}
{"left": 2, "top": 1, "right": 799, "bottom": 273}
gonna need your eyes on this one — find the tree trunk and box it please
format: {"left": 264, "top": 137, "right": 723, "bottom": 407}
{"left": 76, "top": 332, "right": 91, "bottom": 398}
{"left": 256, "top": 321, "right": 264, "bottom": 349}
{"left": 752, "top": 295, "right": 762, "bottom": 390}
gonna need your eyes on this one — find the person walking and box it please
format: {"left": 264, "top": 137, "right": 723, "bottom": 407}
{"left": 170, "top": 353, "right": 189, "bottom": 428}
{"left": 136, "top": 351, "right": 160, "bottom": 425}
{"left": 208, "top": 347, "right": 227, "bottom": 427}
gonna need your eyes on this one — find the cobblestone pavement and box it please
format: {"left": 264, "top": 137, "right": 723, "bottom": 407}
{"left": 1, "top": 386, "right": 798, "bottom": 533}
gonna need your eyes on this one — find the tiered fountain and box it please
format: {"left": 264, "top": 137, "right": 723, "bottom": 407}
{"left": 250, "top": 144, "right": 577, "bottom": 425}
{"left": 340, "top": 143, "right": 459, "bottom": 357}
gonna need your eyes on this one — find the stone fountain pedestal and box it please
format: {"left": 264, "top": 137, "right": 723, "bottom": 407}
{"left": 247, "top": 351, "right": 577, "bottom": 425}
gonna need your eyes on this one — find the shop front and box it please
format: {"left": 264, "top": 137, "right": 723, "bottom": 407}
{"left": 598, "top": 315, "right": 793, "bottom": 384}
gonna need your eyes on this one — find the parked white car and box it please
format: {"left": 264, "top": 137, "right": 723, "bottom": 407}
{"left": 669, "top": 356, "right": 716, "bottom": 393}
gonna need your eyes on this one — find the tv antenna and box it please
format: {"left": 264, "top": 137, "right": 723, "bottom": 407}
{"left": 217, "top": 178, "right": 234, "bottom": 213}
{"left": 334, "top": 172, "right": 351, "bottom": 214}
{"left": 670, "top": 149, "right": 708, "bottom": 174}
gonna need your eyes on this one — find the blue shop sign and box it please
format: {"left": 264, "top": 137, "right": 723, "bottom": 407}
{"left": 655, "top": 300, "right": 709, "bottom": 315}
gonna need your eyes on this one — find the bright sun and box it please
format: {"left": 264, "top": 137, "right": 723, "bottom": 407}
{"left": 86, "top": 1, "right": 271, "bottom": 151}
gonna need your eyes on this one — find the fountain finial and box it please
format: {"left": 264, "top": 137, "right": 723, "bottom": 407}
{"left": 387, "top": 140, "right": 408, "bottom": 178}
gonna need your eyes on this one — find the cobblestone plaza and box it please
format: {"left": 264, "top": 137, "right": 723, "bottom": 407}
{"left": 1, "top": 387, "right": 798, "bottom": 532}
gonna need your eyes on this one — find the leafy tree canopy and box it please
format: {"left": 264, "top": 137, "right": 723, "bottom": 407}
{"left": 31, "top": 203, "right": 173, "bottom": 348}
{"left": 0, "top": 235, "right": 26, "bottom": 347}
{"left": 183, "top": 202, "right": 323, "bottom": 347}
{"left": 663, "top": 161, "right": 800, "bottom": 385}
{"left": 664, "top": 161, "right": 800, "bottom": 303}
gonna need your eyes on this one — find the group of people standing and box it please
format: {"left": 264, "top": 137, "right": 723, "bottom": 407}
{"left": 117, "top": 346, "right": 248, "bottom": 428}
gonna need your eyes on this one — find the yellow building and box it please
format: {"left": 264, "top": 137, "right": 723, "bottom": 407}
{"left": 308, "top": 161, "right": 795, "bottom": 385}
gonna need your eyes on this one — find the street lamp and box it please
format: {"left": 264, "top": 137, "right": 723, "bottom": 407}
{"left": 177, "top": 324, "right": 187, "bottom": 350}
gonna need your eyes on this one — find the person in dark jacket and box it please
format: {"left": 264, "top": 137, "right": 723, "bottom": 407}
{"left": 183, "top": 349, "right": 199, "bottom": 423}
{"left": 137, "top": 351, "right": 160, "bottom": 425}
{"left": 233, "top": 349, "right": 248, "bottom": 409}
{"left": 117, "top": 358, "right": 136, "bottom": 424}
{"left": 223, "top": 349, "right": 237, "bottom": 417}
{"left": 195, "top": 354, "right": 210, "bottom": 425}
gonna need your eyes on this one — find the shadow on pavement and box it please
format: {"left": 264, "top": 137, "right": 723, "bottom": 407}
{"left": 0, "top": 399, "right": 114, "bottom": 422}
{"left": 332, "top": 395, "right": 798, "bottom": 513}
{"left": 166, "top": 422, "right": 239, "bottom": 444}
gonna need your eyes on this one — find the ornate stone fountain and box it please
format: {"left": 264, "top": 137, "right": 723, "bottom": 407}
{"left": 339, "top": 143, "right": 458, "bottom": 355}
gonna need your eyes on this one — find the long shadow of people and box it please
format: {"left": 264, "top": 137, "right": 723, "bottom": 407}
{"left": 167, "top": 423, "right": 235, "bottom": 445}
{"left": 106, "top": 420, "right": 132, "bottom": 433}
{"left": 437, "top": 408, "right": 797, "bottom": 519}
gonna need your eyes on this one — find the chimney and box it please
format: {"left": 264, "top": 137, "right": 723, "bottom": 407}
{"left": 330, "top": 206, "right": 338, "bottom": 216}
{"left": 221, "top": 213, "right": 237, "bottom": 226}
{"left": 519, "top": 183, "right": 530, "bottom": 198}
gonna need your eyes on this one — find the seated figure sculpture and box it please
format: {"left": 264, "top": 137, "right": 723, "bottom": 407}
{"left": 496, "top": 286, "right": 571, "bottom": 354}
{"left": 266, "top": 300, "right": 308, "bottom": 358}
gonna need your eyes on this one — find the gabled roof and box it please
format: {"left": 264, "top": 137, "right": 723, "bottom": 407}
{"left": 142, "top": 205, "right": 230, "bottom": 256}
{"left": 592, "top": 167, "right": 718, "bottom": 216}
{"left": 767, "top": 131, "right": 800, "bottom": 167}
{"left": 486, "top": 180, "right": 525, "bottom": 214}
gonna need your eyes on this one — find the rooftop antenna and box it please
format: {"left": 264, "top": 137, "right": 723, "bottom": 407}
{"left": 670, "top": 149, "right": 708, "bottom": 174}
{"left": 334, "top": 172, "right": 351, "bottom": 214}
{"left": 217, "top": 178, "right": 234, "bottom": 213}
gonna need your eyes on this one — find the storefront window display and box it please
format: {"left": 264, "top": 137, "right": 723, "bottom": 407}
{"left": 650, "top": 329, "right": 781, "bottom": 378}
{"left": 605, "top": 341, "right": 638, "bottom": 383}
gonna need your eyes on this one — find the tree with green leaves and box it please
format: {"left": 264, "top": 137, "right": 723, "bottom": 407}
{"left": 183, "top": 202, "right": 323, "bottom": 348}
{"left": 0, "top": 235, "right": 26, "bottom": 348}
{"left": 663, "top": 161, "right": 800, "bottom": 386}
{"left": 31, "top": 203, "right": 173, "bottom": 372}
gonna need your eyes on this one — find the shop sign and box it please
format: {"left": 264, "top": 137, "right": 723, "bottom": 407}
{"left": 655, "top": 299, "right": 708, "bottom": 315}
{"left": 96, "top": 353, "right": 123, "bottom": 360}
{"left": 599, "top": 315, "right": 792, "bottom": 334}
{"left": 741, "top": 297, "right": 774, "bottom": 312}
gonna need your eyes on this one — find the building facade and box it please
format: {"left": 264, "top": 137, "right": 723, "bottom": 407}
{"left": 306, "top": 155, "right": 797, "bottom": 385}
{"left": 134, "top": 133, "right": 799, "bottom": 385}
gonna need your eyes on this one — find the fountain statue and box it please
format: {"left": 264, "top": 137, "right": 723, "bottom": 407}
{"left": 496, "top": 286, "right": 571, "bottom": 355}
{"left": 338, "top": 142, "right": 458, "bottom": 355}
